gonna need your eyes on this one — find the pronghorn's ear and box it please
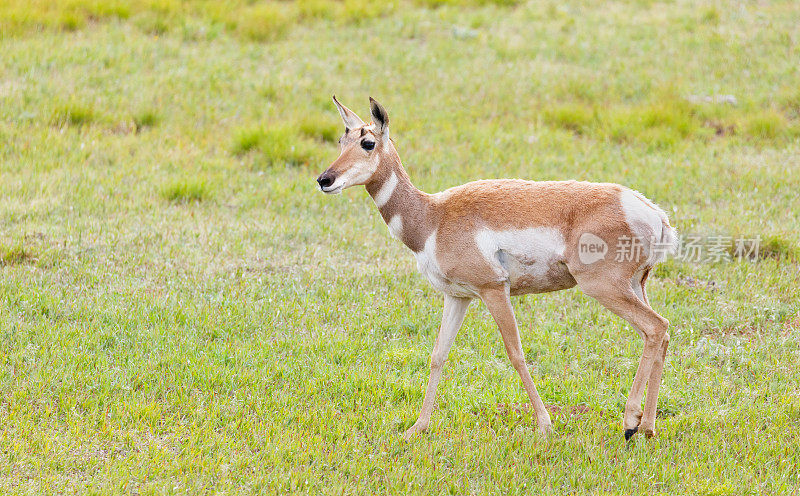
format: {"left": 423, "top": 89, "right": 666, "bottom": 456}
{"left": 332, "top": 95, "right": 364, "bottom": 131}
{"left": 369, "top": 97, "right": 389, "bottom": 139}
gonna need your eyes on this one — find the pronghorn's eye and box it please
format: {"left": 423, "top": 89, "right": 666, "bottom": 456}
{"left": 361, "top": 139, "right": 375, "bottom": 151}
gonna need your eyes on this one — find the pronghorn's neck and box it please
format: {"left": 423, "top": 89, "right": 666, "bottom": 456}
{"left": 365, "top": 156, "right": 436, "bottom": 253}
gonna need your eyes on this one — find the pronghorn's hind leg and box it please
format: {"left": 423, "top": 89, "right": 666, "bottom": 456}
{"left": 631, "top": 267, "right": 651, "bottom": 309}
{"left": 633, "top": 268, "right": 670, "bottom": 438}
{"left": 403, "top": 294, "right": 471, "bottom": 439}
{"left": 574, "top": 272, "right": 669, "bottom": 440}
{"left": 640, "top": 329, "right": 669, "bottom": 437}
{"left": 480, "top": 285, "right": 553, "bottom": 434}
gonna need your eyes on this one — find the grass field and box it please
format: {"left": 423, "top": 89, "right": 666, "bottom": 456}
{"left": 1, "top": 0, "right": 800, "bottom": 493}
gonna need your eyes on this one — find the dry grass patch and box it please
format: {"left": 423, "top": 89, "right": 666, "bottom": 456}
{"left": 0, "top": 234, "right": 58, "bottom": 268}
{"left": 0, "top": 242, "right": 35, "bottom": 267}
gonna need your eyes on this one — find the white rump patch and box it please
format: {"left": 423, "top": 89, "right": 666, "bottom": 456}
{"left": 373, "top": 171, "right": 398, "bottom": 208}
{"left": 620, "top": 189, "right": 677, "bottom": 265}
{"left": 620, "top": 190, "right": 663, "bottom": 239}
{"left": 387, "top": 215, "right": 403, "bottom": 239}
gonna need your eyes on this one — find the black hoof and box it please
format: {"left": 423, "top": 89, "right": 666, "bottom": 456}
{"left": 624, "top": 427, "right": 638, "bottom": 441}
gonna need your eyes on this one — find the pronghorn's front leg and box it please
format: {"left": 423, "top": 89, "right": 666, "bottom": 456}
{"left": 403, "top": 294, "right": 471, "bottom": 439}
{"left": 481, "top": 286, "right": 553, "bottom": 434}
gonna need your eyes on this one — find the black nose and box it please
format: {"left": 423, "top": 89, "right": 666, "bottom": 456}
{"left": 317, "top": 172, "right": 335, "bottom": 189}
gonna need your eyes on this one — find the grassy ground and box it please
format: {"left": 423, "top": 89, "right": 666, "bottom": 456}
{"left": 1, "top": 0, "right": 800, "bottom": 493}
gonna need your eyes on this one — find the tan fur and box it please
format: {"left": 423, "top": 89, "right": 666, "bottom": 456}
{"left": 434, "top": 179, "right": 632, "bottom": 292}
{"left": 364, "top": 156, "right": 437, "bottom": 253}
{"left": 318, "top": 98, "right": 676, "bottom": 440}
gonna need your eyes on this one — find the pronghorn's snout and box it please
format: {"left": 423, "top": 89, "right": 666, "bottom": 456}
{"left": 316, "top": 170, "right": 339, "bottom": 193}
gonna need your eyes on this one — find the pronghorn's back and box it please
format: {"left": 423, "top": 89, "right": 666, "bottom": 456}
{"left": 424, "top": 179, "right": 677, "bottom": 298}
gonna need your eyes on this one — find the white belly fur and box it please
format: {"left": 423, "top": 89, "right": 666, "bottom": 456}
{"left": 475, "top": 227, "right": 567, "bottom": 292}
{"left": 414, "top": 227, "right": 569, "bottom": 297}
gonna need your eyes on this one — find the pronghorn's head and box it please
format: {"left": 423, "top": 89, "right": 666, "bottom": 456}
{"left": 316, "top": 96, "right": 394, "bottom": 194}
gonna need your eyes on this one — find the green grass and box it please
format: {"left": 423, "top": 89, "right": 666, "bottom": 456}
{"left": 233, "top": 4, "right": 291, "bottom": 42}
{"left": 0, "top": 242, "right": 33, "bottom": 266}
{"left": 160, "top": 179, "right": 212, "bottom": 204}
{"left": 744, "top": 110, "right": 790, "bottom": 141}
{"left": 50, "top": 101, "right": 98, "bottom": 127}
{"left": 231, "top": 124, "right": 322, "bottom": 167}
{"left": 759, "top": 234, "right": 800, "bottom": 262}
{"left": 541, "top": 93, "right": 800, "bottom": 147}
{"left": 0, "top": 0, "right": 399, "bottom": 40}
{"left": 1, "top": 0, "right": 800, "bottom": 494}
{"left": 296, "top": 116, "right": 340, "bottom": 143}
{"left": 541, "top": 102, "right": 595, "bottom": 135}
{"left": 132, "top": 109, "right": 159, "bottom": 131}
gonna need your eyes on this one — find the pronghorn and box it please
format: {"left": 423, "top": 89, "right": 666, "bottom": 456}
{"left": 316, "top": 96, "right": 677, "bottom": 441}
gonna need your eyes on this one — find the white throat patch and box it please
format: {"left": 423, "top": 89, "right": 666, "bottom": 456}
{"left": 387, "top": 215, "right": 403, "bottom": 239}
{"left": 373, "top": 171, "right": 398, "bottom": 208}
